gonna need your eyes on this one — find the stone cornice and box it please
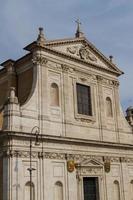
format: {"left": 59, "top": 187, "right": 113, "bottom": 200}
{"left": 1, "top": 38, "right": 123, "bottom": 77}
{"left": 41, "top": 46, "right": 122, "bottom": 76}
{"left": 23, "top": 37, "right": 123, "bottom": 76}
{"left": 45, "top": 37, "right": 123, "bottom": 75}
{"left": 0, "top": 131, "right": 133, "bottom": 151}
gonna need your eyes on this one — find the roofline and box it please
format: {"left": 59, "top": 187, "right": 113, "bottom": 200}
{"left": 0, "top": 130, "right": 133, "bottom": 150}
{"left": 1, "top": 36, "right": 123, "bottom": 76}
{"left": 41, "top": 46, "right": 123, "bottom": 76}
{"left": 0, "top": 59, "right": 15, "bottom": 67}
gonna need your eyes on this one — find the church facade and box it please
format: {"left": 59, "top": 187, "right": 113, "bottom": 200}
{"left": 0, "top": 24, "right": 133, "bottom": 200}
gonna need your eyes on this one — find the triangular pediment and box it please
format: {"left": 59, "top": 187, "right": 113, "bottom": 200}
{"left": 79, "top": 158, "right": 103, "bottom": 167}
{"left": 45, "top": 37, "right": 123, "bottom": 76}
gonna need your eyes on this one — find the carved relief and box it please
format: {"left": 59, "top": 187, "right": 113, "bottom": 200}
{"left": 67, "top": 45, "right": 97, "bottom": 62}
{"left": 104, "top": 158, "right": 111, "bottom": 173}
{"left": 79, "top": 46, "right": 97, "bottom": 62}
{"left": 44, "top": 152, "right": 66, "bottom": 160}
{"left": 79, "top": 167, "right": 102, "bottom": 176}
{"left": 1, "top": 149, "right": 133, "bottom": 167}
{"left": 67, "top": 46, "right": 79, "bottom": 55}
{"left": 67, "top": 160, "right": 75, "bottom": 172}
{"left": 96, "top": 75, "right": 119, "bottom": 87}
{"left": 32, "top": 55, "right": 48, "bottom": 65}
{"left": 61, "top": 64, "right": 75, "bottom": 73}
{"left": 76, "top": 158, "right": 103, "bottom": 178}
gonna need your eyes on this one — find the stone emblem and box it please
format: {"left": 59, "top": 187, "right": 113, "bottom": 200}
{"left": 67, "top": 46, "right": 79, "bottom": 55}
{"left": 67, "top": 45, "right": 97, "bottom": 62}
{"left": 67, "top": 160, "right": 75, "bottom": 172}
{"left": 79, "top": 46, "right": 97, "bottom": 62}
{"left": 104, "top": 160, "right": 111, "bottom": 173}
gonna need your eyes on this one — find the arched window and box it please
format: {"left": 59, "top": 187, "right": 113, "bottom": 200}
{"left": 113, "top": 180, "right": 120, "bottom": 200}
{"left": 106, "top": 97, "right": 113, "bottom": 117}
{"left": 24, "top": 182, "right": 35, "bottom": 200}
{"left": 54, "top": 181, "right": 63, "bottom": 200}
{"left": 130, "top": 180, "right": 133, "bottom": 196}
{"left": 50, "top": 83, "right": 59, "bottom": 106}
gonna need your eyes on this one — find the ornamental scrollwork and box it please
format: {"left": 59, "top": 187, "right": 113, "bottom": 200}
{"left": 67, "top": 45, "right": 97, "bottom": 62}
{"left": 44, "top": 152, "right": 66, "bottom": 160}
{"left": 61, "top": 64, "right": 75, "bottom": 73}
{"left": 1, "top": 149, "right": 133, "bottom": 166}
{"left": 32, "top": 54, "right": 48, "bottom": 66}
{"left": 78, "top": 167, "right": 102, "bottom": 176}
{"left": 79, "top": 46, "right": 97, "bottom": 62}
{"left": 67, "top": 46, "right": 79, "bottom": 55}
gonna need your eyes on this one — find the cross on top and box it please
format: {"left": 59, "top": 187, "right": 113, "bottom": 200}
{"left": 75, "top": 19, "right": 84, "bottom": 38}
{"left": 75, "top": 19, "right": 82, "bottom": 27}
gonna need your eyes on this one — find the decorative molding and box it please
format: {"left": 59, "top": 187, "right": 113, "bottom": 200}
{"left": 32, "top": 55, "right": 48, "bottom": 66}
{"left": 1, "top": 149, "right": 133, "bottom": 166}
{"left": 75, "top": 117, "right": 96, "bottom": 123}
{"left": 110, "top": 157, "right": 120, "bottom": 163}
{"left": 44, "top": 152, "right": 66, "bottom": 160}
{"left": 79, "top": 167, "right": 102, "bottom": 176}
{"left": 96, "top": 75, "right": 119, "bottom": 87}
{"left": 61, "top": 64, "right": 75, "bottom": 73}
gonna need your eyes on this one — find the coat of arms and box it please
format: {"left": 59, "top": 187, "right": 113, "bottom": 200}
{"left": 104, "top": 159, "right": 111, "bottom": 173}
{"left": 67, "top": 160, "right": 75, "bottom": 172}
{"left": 79, "top": 46, "right": 97, "bottom": 62}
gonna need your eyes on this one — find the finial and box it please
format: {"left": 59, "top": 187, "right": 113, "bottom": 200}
{"left": 37, "top": 27, "right": 45, "bottom": 47}
{"left": 109, "top": 55, "right": 113, "bottom": 62}
{"left": 75, "top": 19, "right": 84, "bottom": 38}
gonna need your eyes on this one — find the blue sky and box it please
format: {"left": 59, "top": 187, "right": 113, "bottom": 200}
{"left": 0, "top": 0, "right": 133, "bottom": 111}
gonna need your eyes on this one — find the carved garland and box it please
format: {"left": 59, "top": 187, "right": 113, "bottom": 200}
{"left": 1, "top": 150, "right": 133, "bottom": 164}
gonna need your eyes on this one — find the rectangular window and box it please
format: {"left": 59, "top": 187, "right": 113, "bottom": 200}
{"left": 83, "top": 177, "right": 99, "bottom": 200}
{"left": 76, "top": 83, "right": 92, "bottom": 116}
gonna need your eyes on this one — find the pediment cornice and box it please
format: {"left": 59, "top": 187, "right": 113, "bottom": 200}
{"left": 23, "top": 36, "right": 123, "bottom": 76}
{"left": 41, "top": 46, "right": 122, "bottom": 76}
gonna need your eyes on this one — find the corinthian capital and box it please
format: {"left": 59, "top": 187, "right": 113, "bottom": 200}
{"left": 32, "top": 54, "right": 48, "bottom": 66}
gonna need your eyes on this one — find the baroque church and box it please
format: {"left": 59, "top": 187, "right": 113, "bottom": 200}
{"left": 0, "top": 22, "right": 133, "bottom": 200}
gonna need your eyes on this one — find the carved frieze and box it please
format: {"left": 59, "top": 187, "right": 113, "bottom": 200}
{"left": 61, "top": 64, "right": 75, "bottom": 73}
{"left": 96, "top": 75, "right": 119, "bottom": 87}
{"left": 44, "top": 152, "right": 66, "bottom": 160}
{"left": 79, "top": 167, "right": 102, "bottom": 176}
{"left": 1, "top": 149, "right": 133, "bottom": 166}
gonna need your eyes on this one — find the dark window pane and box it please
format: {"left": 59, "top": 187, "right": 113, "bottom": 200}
{"left": 83, "top": 177, "right": 99, "bottom": 200}
{"left": 76, "top": 83, "right": 92, "bottom": 116}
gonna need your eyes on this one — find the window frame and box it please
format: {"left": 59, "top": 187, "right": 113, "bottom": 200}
{"left": 74, "top": 80, "right": 96, "bottom": 122}
{"left": 83, "top": 177, "right": 100, "bottom": 200}
{"left": 79, "top": 176, "right": 101, "bottom": 200}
